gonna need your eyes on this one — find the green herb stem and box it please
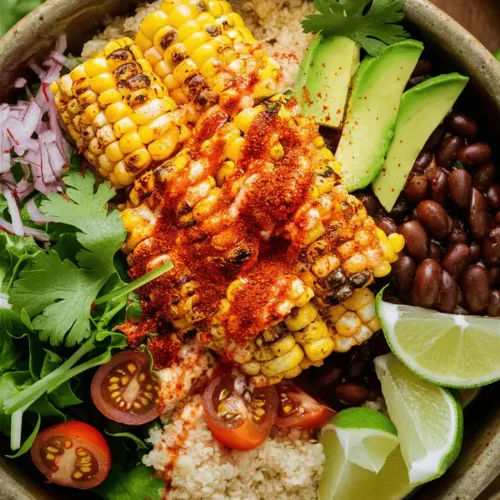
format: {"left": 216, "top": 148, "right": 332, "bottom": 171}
{"left": 94, "top": 261, "right": 173, "bottom": 306}
{"left": 10, "top": 407, "right": 27, "bottom": 451}
{"left": 4, "top": 332, "right": 97, "bottom": 415}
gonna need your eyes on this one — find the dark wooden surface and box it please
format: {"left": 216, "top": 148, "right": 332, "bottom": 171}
{"left": 432, "top": 0, "right": 500, "bottom": 51}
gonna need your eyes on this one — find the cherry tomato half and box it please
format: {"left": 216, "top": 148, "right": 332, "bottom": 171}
{"left": 202, "top": 374, "right": 279, "bottom": 451}
{"left": 91, "top": 351, "right": 162, "bottom": 425}
{"left": 31, "top": 421, "right": 111, "bottom": 490}
{"left": 275, "top": 381, "right": 336, "bottom": 429}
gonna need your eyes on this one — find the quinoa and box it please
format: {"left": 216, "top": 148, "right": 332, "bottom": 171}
{"left": 144, "top": 396, "right": 325, "bottom": 500}
{"left": 81, "top": 0, "right": 314, "bottom": 87}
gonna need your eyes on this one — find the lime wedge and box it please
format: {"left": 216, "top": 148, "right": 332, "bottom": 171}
{"left": 376, "top": 293, "right": 500, "bottom": 388}
{"left": 374, "top": 353, "right": 463, "bottom": 486}
{"left": 332, "top": 407, "right": 399, "bottom": 473}
{"left": 319, "top": 411, "right": 411, "bottom": 500}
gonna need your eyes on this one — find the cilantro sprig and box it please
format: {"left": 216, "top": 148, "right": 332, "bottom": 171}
{"left": 302, "top": 0, "right": 410, "bottom": 57}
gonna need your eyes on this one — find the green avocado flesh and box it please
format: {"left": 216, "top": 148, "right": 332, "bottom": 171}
{"left": 373, "top": 73, "right": 469, "bottom": 211}
{"left": 296, "top": 35, "right": 360, "bottom": 129}
{"left": 336, "top": 40, "right": 424, "bottom": 193}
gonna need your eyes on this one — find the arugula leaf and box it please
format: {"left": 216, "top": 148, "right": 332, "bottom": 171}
{"left": 302, "top": 0, "right": 410, "bottom": 57}
{"left": 40, "top": 171, "right": 126, "bottom": 276}
{"left": 95, "top": 464, "right": 164, "bottom": 500}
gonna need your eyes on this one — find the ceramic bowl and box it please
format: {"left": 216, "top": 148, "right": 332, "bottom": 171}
{"left": 0, "top": 0, "right": 499, "bottom": 498}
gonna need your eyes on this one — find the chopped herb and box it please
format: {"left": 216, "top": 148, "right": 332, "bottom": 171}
{"left": 302, "top": 0, "right": 410, "bottom": 57}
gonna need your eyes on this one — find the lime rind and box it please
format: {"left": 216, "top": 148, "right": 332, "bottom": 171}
{"left": 375, "top": 289, "right": 500, "bottom": 389}
{"left": 375, "top": 353, "right": 463, "bottom": 486}
{"left": 334, "top": 406, "right": 397, "bottom": 434}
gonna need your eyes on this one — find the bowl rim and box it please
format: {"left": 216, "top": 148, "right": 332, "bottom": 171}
{"left": 0, "top": 1, "right": 499, "bottom": 499}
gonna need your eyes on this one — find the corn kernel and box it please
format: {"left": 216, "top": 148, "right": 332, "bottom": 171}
{"left": 294, "top": 318, "right": 329, "bottom": 344}
{"left": 327, "top": 304, "right": 346, "bottom": 324}
{"left": 234, "top": 106, "right": 264, "bottom": 134}
{"left": 303, "top": 336, "right": 335, "bottom": 362}
{"left": 148, "top": 127, "right": 180, "bottom": 161}
{"left": 241, "top": 362, "right": 261, "bottom": 376}
{"left": 282, "top": 365, "right": 302, "bottom": 379}
{"left": 373, "top": 261, "right": 392, "bottom": 278}
{"left": 130, "top": 98, "right": 172, "bottom": 125}
{"left": 98, "top": 154, "right": 115, "bottom": 172}
{"left": 112, "top": 161, "right": 133, "bottom": 187}
{"left": 77, "top": 89, "right": 97, "bottom": 107}
{"left": 119, "top": 132, "right": 143, "bottom": 154}
{"left": 84, "top": 102, "right": 100, "bottom": 122}
{"left": 312, "top": 255, "right": 340, "bottom": 278}
{"left": 70, "top": 65, "right": 87, "bottom": 81}
{"left": 261, "top": 345, "right": 304, "bottom": 377}
{"left": 93, "top": 112, "right": 109, "bottom": 129}
{"left": 136, "top": 31, "right": 154, "bottom": 51}
{"left": 105, "top": 141, "right": 124, "bottom": 162}
{"left": 67, "top": 125, "right": 80, "bottom": 141}
{"left": 342, "top": 288, "right": 374, "bottom": 312}
{"left": 270, "top": 334, "right": 296, "bottom": 357}
{"left": 96, "top": 124, "right": 116, "bottom": 146}
{"left": 388, "top": 233, "right": 405, "bottom": 255}
{"left": 225, "top": 137, "right": 244, "bottom": 162}
{"left": 142, "top": 10, "right": 170, "bottom": 40}
{"left": 284, "top": 303, "right": 318, "bottom": 332}
{"left": 89, "top": 73, "right": 116, "bottom": 94}
{"left": 124, "top": 148, "right": 152, "bottom": 172}
{"left": 366, "top": 317, "right": 381, "bottom": 333}
{"left": 105, "top": 101, "right": 133, "bottom": 124}
{"left": 114, "top": 117, "right": 138, "bottom": 138}
{"left": 335, "top": 312, "right": 361, "bottom": 338}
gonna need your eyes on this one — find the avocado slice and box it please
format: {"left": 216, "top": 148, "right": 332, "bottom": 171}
{"left": 296, "top": 35, "right": 360, "bottom": 129}
{"left": 336, "top": 40, "right": 424, "bottom": 192}
{"left": 373, "top": 73, "right": 469, "bottom": 212}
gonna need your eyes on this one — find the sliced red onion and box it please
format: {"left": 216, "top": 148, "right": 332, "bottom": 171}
{"left": 0, "top": 217, "right": 49, "bottom": 242}
{"left": 14, "top": 78, "right": 27, "bottom": 89}
{"left": 26, "top": 199, "right": 54, "bottom": 224}
{"left": 1, "top": 189, "right": 24, "bottom": 236}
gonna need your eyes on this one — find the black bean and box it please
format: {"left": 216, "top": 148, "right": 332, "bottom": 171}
{"left": 469, "top": 188, "right": 489, "bottom": 240}
{"left": 335, "top": 383, "right": 368, "bottom": 406}
{"left": 486, "top": 185, "right": 500, "bottom": 210}
{"left": 482, "top": 228, "right": 500, "bottom": 267}
{"left": 473, "top": 163, "right": 496, "bottom": 192}
{"left": 348, "top": 353, "right": 367, "bottom": 378}
{"left": 457, "top": 143, "right": 493, "bottom": 168}
{"left": 428, "top": 242, "right": 442, "bottom": 260}
{"left": 399, "top": 221, "right": 430, "bottom": 261}
{"left": 412, "top": 151, "right": 434, "bottom": 174}
{"left": 412, "top": 59, "right": 432, "bottom": 78}
{"left": 487, "top": 290, "right": 500, "bottom": 317}
{"left": 447, "top": 228, "right": 469, "bottom": 245}
{"left": 487, "top": 268, "right": 500, "bottom": 286}
{"left": 393, "top": 255, "right": 417, "bottom": 294}
{"left": 389, "top": 197, "right": 410, "bottom": 225}
{"left": 411, "top": 259, "right": 442, "bottom": 308}
{"left": 460, "top": 265, "right": 490, "bottom": 313}
{"left": 428, "top": 167, "right": 449, "bottom": 206}
{"left": 315, "top": 367, "right": 343, "bottom": 388}
{"left": 495, "top": 211, "right": 500, "bottom": 226}
{"left": 442, "top": 243, "right": 471, "bottom": 277}
{"left": 376, "top": 217, "right": 398, "bottom": 236}
{"left": 437, "top": 271, "right": 459, "bottom": 313}
{"left": 445, "top": 112, "right": 479, "bottom": 140}
{"left": 357, "top": 194, "right": 382, "bottom": 218}
{"left": 436, "top": 136, "right": 464, "bottom": 168}
{"left": 416, "top": 200, "right": 450, "bottom": 240}
{"left": 405, "top": 175, "right": 429, "bottom": 204}
{"left": 407, "top": 75, "right": 428, "bottom": 89}
{"left": 448, "top": 168, "right": 472, "bottom": 208}
{"left": 424, "top": 125, "right": 447, "bottom": 152}
{"left": 469, "top": 242, "right": 481, "bottom": 263}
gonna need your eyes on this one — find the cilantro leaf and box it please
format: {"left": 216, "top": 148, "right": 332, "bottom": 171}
{"left": 302, "top": 0, "right": 410, "bottom": 57}
{"left": 10, "top": 251, "right": 102, "bottom": 346}
{"left": 40, "top": 171, "right": 126, "bottom": 276}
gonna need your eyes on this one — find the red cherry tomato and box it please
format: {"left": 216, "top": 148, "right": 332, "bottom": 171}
{"left": 202, "top": 374, "right": 279, "bottom": 451}
{"left": 91, "top": 351, "right": 162, "bottom": 425}
{"left": 275, "top": 381, "right": 336, "bottom": 429}
{"left": 31, "top": 421, "right": 111, "bottom": 490}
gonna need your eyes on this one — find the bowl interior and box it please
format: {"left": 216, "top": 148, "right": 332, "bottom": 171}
{"left": 0, "top": 0, "right": 499, "bottom": 499}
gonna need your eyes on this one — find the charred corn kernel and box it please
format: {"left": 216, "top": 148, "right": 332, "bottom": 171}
{"left": 148, "top": 127, "right": 180, "bottom": 160}
{"left": 241, "top": 361, "right": 261, "bottom": 376}
{"left": 342, "top": 288, "right": 373, "bottom": 311}
{"left": 89, "top": 73, "right": 116, "bottom": 93}
{"left": 282, "top": 365, "right": 302, "bottom": 379}
{"left": 232, "top": 345, "right": 255, "bottom": 364}
{"left": 284, "top": 303, "right": 318, "bottom": 331}
{"left": 114, "top": 117, "right": 138, "bottom": 138}
{"left": 97, "top": 124, "right": 116, "bottom": 146}
{"left": 67, "top": 125, "right": 80, "bottom": 141}
{"left": 193, "top": 187, "right": 221, "bottom": 218}
{"left": 335, "top": 312, "right": 361, "bottom": 338}
{"left": 125, "top": 148, "right": 152, "bottom": 171}
{"left": 88, "top": 137, "right": 104, "bottom": 155}
{"left": 304, "top": 221, "right": 326, "bottom": 246}
{"left": 138, "top": 114, "right": 174, "bottom": 143}
{"left": 119, "top": 132, "right": 143, "bottom": 154}
{"left": 216, "top": 160, "right": 236, "bottom": 186}
{"left": 234, "top": 106, "right": 264, "bottom": 133}
{"left": 303, "top": 336, "right": 335, "bottom": 362}
{"left": 367, "top": 316, "right": 381, "bottom": 333}
{"left": 78, "top": 89, "right": 97, "bottom": 107}
{"left": 105, "top": 142, "right": 124, "bottom": 162}
{"left": 261, "top": 344, "right": 304, "bottom": 377}
{"left": 225, "top": 137, "right": 244, "bottom": 162}
{"left": 294, "top": 318, "right": 329, "bottom": 345}
{"left": 270, "top": 334, "right": 296, "bottom": 356}
{"left": 67, "top": 98, "right": 81, "bottom": 115}
{"left": 254, "top": 347, "right": 275, "bottom": 362}
{"left": 131, "top": 98, "right": 175, "bottom": 125}
{"left": 312, "top": 255, "right": 340, "bottom": 278}
{"left": 373, "top": 261, "right": 392, "bottom": 278}
{"left": 93, "top": 112, "right": 109, "bottom": 129}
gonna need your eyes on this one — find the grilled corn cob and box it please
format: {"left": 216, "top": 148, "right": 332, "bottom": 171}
{"left": 136, "top": 0, "right": 282, "bottom": 108}
{"left": 51, "top": 38, "right": 193, "bottom": 187}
